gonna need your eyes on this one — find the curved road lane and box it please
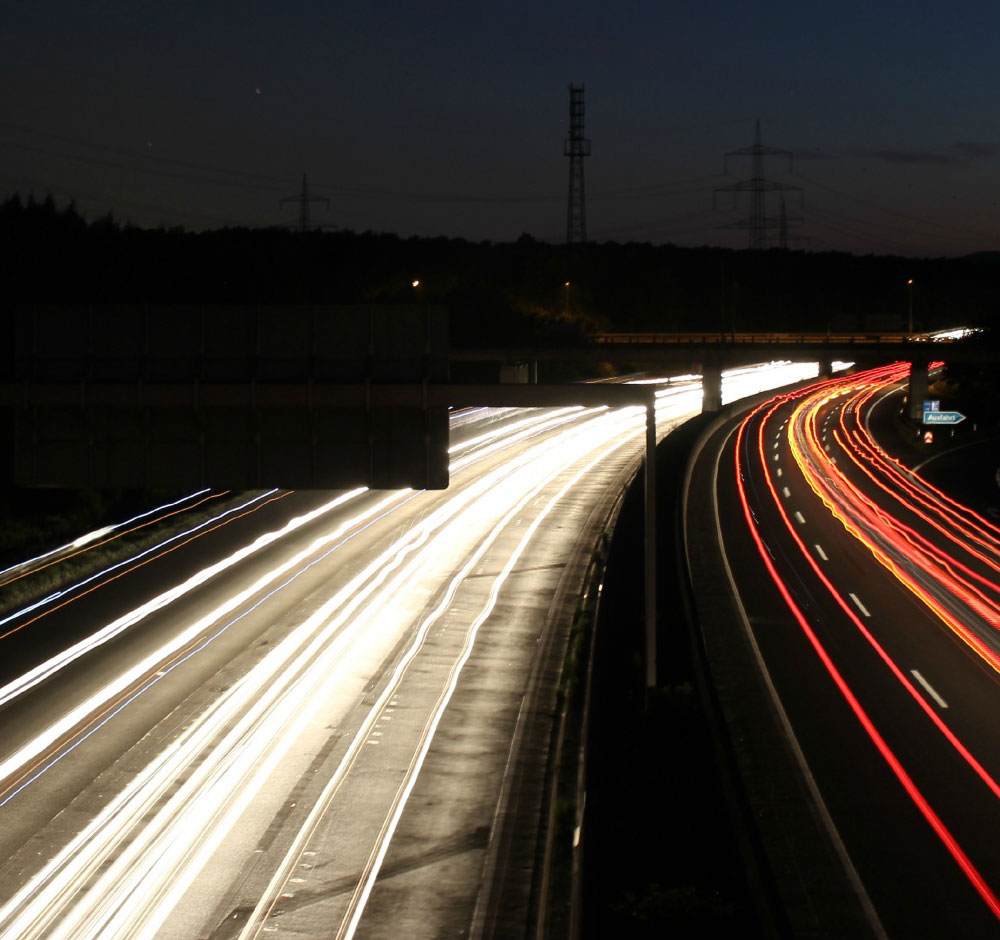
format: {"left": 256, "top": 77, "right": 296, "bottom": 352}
{"left": 695, "top": 363, "right": 1000, "bottom": 938}
{"left": 0, "top": 364, "right": 817, "bottom": 940}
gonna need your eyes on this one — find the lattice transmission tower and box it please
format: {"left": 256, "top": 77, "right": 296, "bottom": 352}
{"left": 564, "top": 85, "right": 591, "bottom": 244}
{"left": 280, "top": 173, "right": 330, "bottom": 232}
{"left": 714, "top": 120, "right": 800, "bottom": 249}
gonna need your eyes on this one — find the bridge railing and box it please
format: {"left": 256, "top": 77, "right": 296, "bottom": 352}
{"left": 591, "top": 331, "right": 944, "bottom": 345}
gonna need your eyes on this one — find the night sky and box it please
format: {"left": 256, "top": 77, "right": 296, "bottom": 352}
{"left": 3, "top": 0, "right": 999, "bottom": 256}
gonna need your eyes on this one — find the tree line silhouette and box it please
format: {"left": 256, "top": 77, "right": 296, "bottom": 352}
{"left": 3, "top": 193, "right": 999, "bottom": 350}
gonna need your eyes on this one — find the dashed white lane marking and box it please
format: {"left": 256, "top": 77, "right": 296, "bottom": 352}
{"left": 911, "top": 669, "right": 948, "bottom": 709}
{"left": 814, "top": 544, "right": 829, "bottom": 561}
{"left": 782, "top": 486, "right": 791, "bottom": 498}
{"left": 773, "top": 453, "right": 779, "bottom": 462}
{"left": 849, "top": 592, "right": 871, "bottom": 617}
{"left": 777, "top": 467, "right": 783, "bottom": 477}
{"left": 794, "top": 511, "right": 806, "bottom": 524}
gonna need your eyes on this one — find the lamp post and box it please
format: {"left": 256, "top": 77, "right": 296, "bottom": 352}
{"left": 564, "top": 281, "right": 571, "bottom": 318}
{"left": 907, "top": 278, "right": 914, "bottom": 335}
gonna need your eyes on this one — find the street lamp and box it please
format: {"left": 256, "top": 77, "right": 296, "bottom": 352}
{"left": 907, "top": 278, "right": 914, "bottom": 335}
{"left": 564, "top": 281, "right": 570, "bottom": 318}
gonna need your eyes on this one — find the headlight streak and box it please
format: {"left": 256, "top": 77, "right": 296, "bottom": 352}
{"left": 0, "top": 407, "right": 583, "bottom": 712}
{"left": 238, "top": 420, "right": 642, "bottom": 940}
{"left": 0, "top": 489, "right": 286, "bottom": 638}
{"left": 721, "top": 361, "right": 820, "bottom": 405}
{"left": 734, "top": 394, "right": 1000, "bottom": 921}
{"left": 0, "top": 490, "right": 225, "bottom": 593}
{"left": 0, "top": 408, "right": 619, "bottom": 801}
{"left": 0, "top": 370, "right": 757, "bottom": 701}
{"left": 0, "top": 487, "right": 372, "bottom": 733}
{"left": 448, "top": 406, "right": 586, "bottom": 456}
{"left": 335, "top": 432, "right": 638, "bottom": 940}
{"left": 0, "top": 487, "right": 421, "bottom": 810}
{"left": 0, "top": 365, "right": 812, "bottom": 939}
{"left": 0, "top": 376, "right": 754, "bottom": 806}
{"left": 0, "top": 402, "right": 650, "bottom": 940}
{"left": 0, "top": 488, "right": 214, "bottom": 582}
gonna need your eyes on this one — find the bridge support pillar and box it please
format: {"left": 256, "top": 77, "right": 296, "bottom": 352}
{"left": 819, "top": 354, "right": 833, "bottom": 378}
{"left": 701, "top": 360, "right": 723, "bottom": 413}
{"left": 908, "top": 360, "right": 929, "bottom": 421}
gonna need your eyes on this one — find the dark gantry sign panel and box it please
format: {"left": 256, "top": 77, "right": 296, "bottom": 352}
{"left": 4, "top": 304, "right": 449, "bottom": 490}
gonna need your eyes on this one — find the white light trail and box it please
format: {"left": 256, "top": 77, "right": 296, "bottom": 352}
{"left": 0, "top": 397, "right": 648, "bottom": 940}
{"left": 0, "top": 489, "right": 212, "bottom": 580}
{"left": 0, "top": 362, "right": 818, "bottom": 940}
{"left": 0, "top": 489, "right": 281, "bottom": 633}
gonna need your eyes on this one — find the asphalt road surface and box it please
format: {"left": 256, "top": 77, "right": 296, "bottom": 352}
{"left": 0, "top": 363, "right": 817, "bottom": 940}
{"left": 696, "top": 362, "right": 1000, "bottom": 939}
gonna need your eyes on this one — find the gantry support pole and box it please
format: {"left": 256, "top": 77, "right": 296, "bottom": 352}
{"left": 908, "top": 360, "right": 929, "bottom": 421}
{"left": 645, "top": 399, "right": 657, "bottom": 689}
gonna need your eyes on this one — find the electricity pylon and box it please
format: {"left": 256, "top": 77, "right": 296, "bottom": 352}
{"left": 714, "top": 120, "right": 800, "bottom": 249}
{"left": 280, "top": 173, "right": 330, "bottom": 232}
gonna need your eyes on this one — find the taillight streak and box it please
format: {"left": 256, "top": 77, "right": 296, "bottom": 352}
{"left": 735, "top": 379, "right": 1000, "bottom": 920}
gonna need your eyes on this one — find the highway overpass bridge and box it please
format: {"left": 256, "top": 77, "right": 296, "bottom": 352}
{"left": 455, "top": 328, "right": 986, "bottom": 414}
{"left": 2, "top": 306, "right": 986, "bottom": 492}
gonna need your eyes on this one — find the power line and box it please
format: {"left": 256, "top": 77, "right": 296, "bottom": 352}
{"left": 0, "top": 121, "right": 296, "bottom": 189}
{"left": 791, "top": 169, "right": 1000, "bottom": 240}
{"left": 0, "top": 138, "right": 289, "bottom": 195}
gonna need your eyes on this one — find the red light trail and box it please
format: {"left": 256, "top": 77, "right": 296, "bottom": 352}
{"left": 734, "top": 363, "right": 1000, "bottom": 921}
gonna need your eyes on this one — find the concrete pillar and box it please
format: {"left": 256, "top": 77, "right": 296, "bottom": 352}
{"left": 701, "top": 360, "right": 723, "bottom": 413}
{"left": 908, "top": 360, "right": 929, "bottom": 421}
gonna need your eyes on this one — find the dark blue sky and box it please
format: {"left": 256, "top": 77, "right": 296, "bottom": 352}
{"left": 3, "top": 0, "right": 998, "bottom": 255}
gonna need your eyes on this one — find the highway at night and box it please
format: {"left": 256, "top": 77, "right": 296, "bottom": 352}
{"left": 690, "top": 363, "right": 1000, "bottom": 938}
{"left": 0, "top": 363, "right": 813, "bottom": 940}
